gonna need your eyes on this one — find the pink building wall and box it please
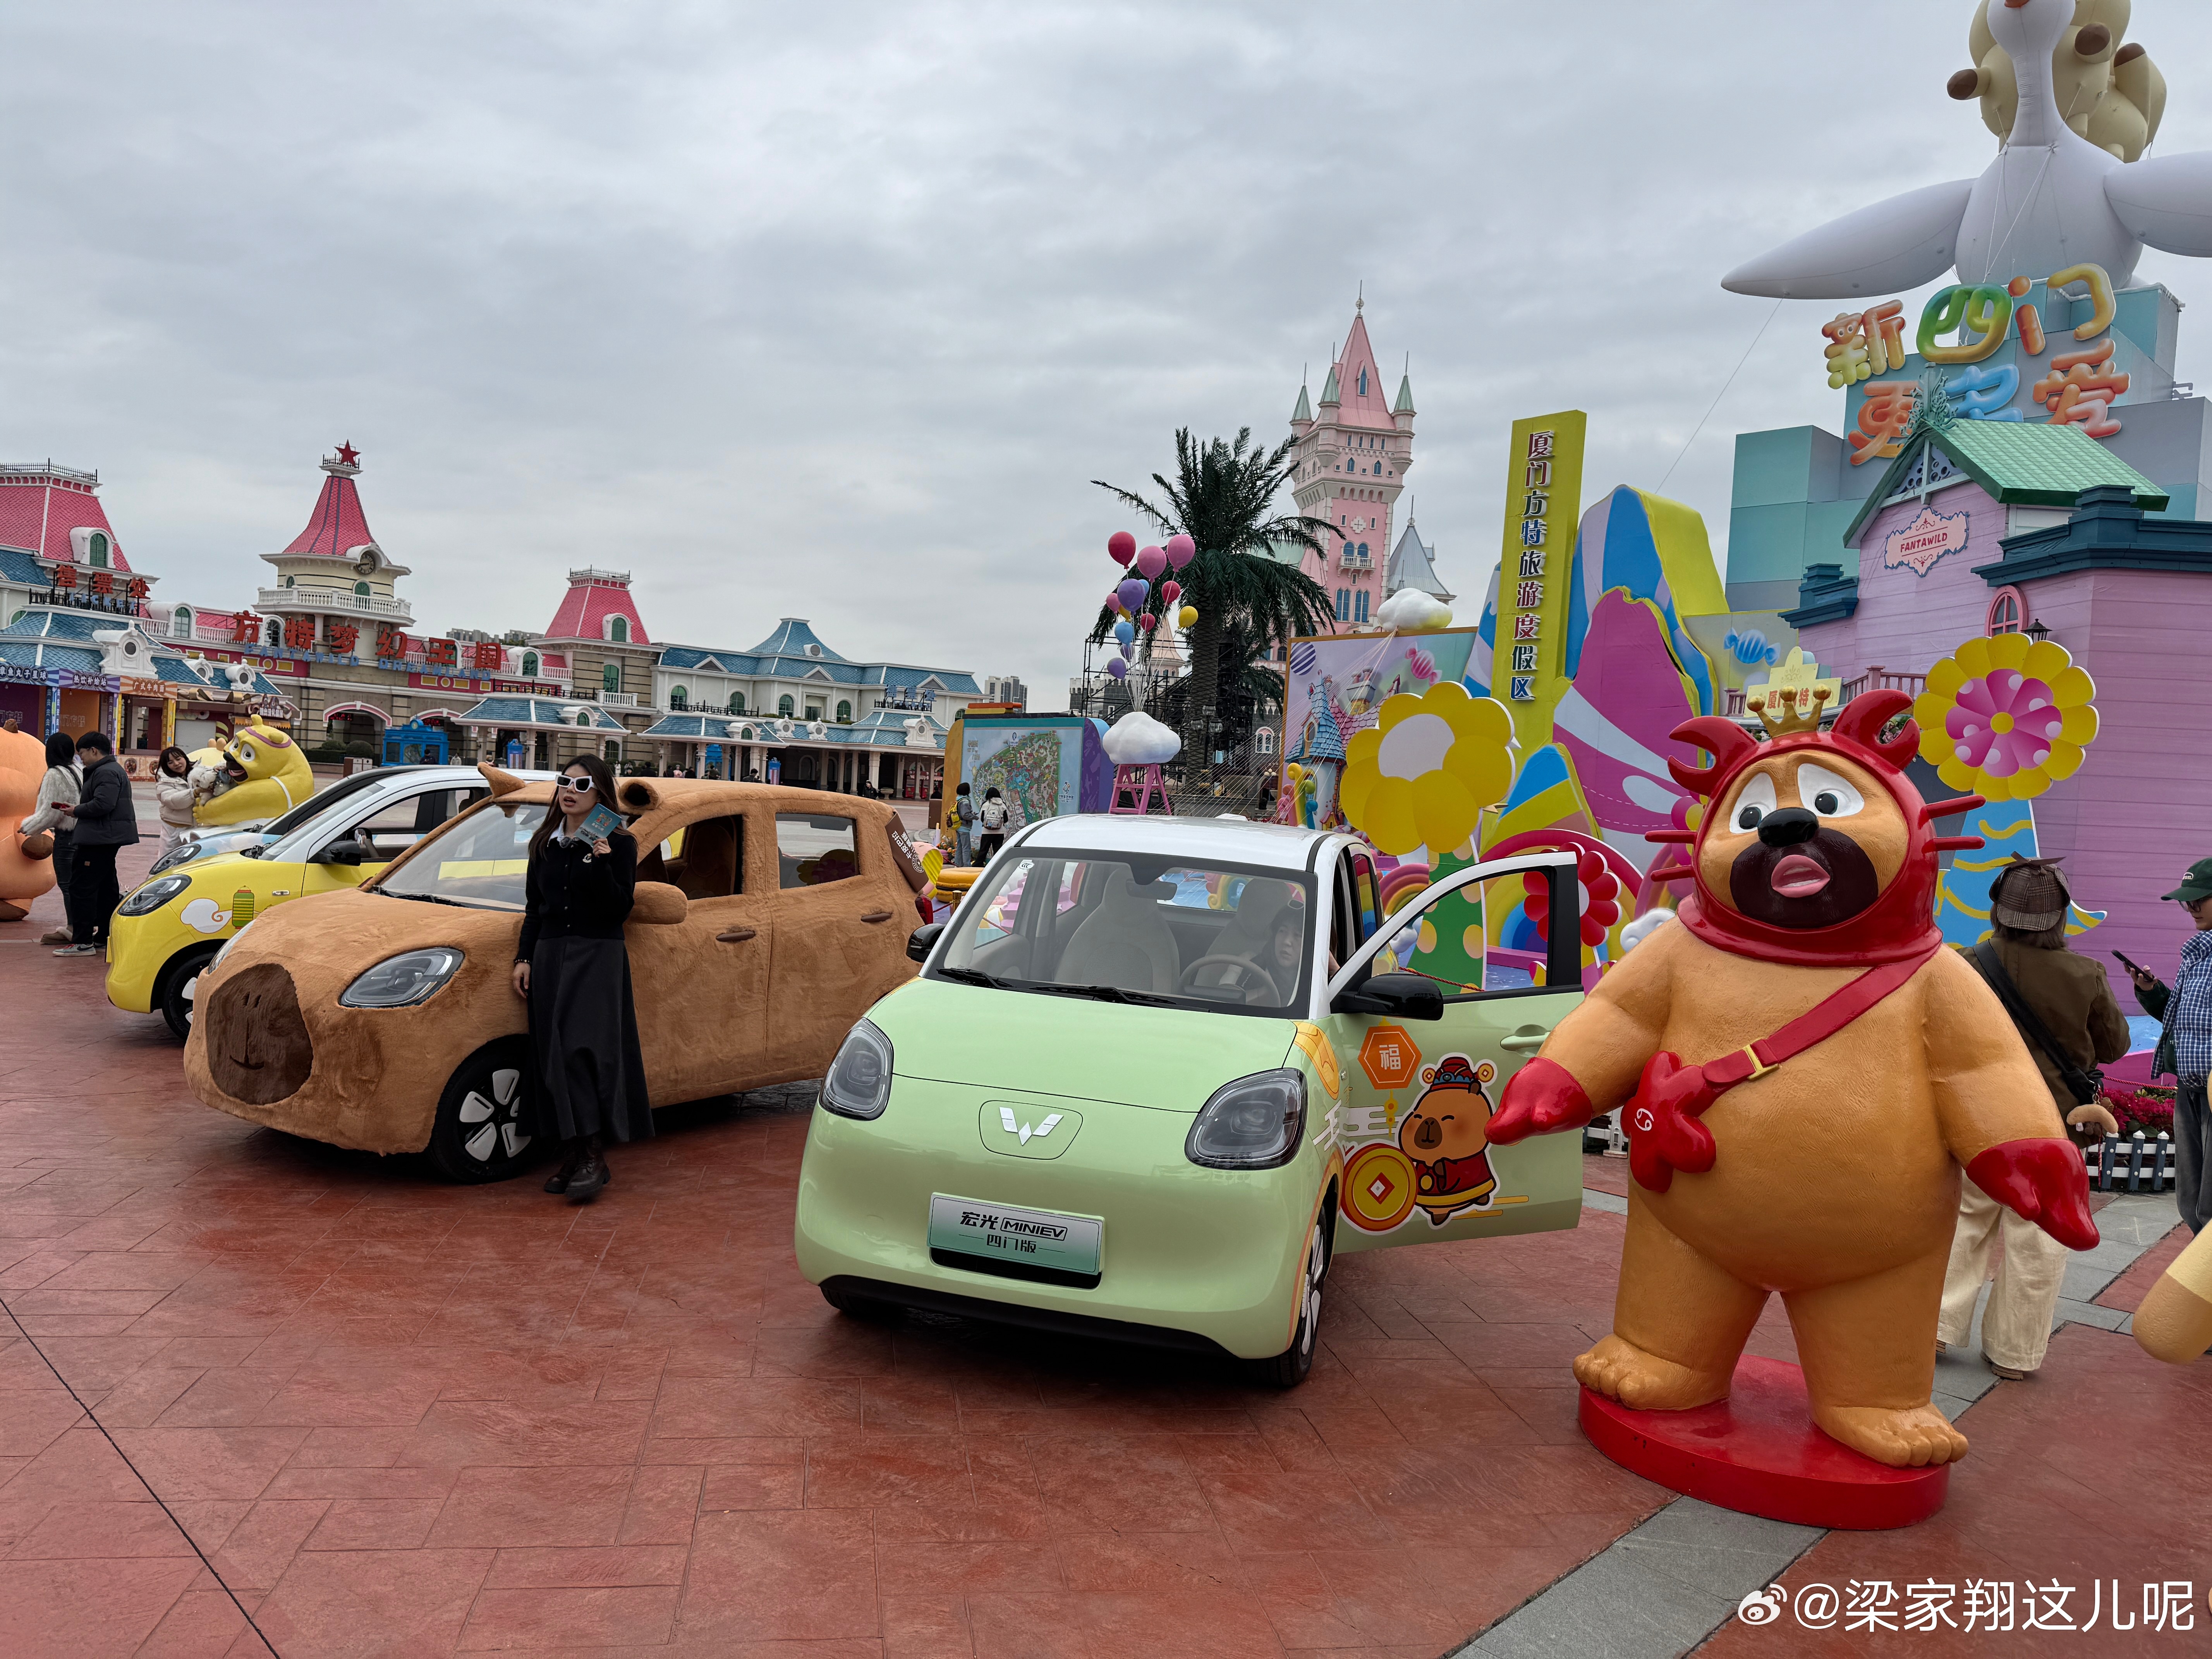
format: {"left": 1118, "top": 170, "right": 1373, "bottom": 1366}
{"left": 1801, "top": 482, "right": 2212, "bottom": 1010}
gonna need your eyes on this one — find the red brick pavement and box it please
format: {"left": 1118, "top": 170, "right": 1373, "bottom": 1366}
{"left": 0, "top": 843, "right": 1670, "bottom": 1658}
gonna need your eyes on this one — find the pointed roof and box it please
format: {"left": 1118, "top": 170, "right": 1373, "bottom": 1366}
{"left": 1291, "top": 383, "right": 1312, "bottom": 422}
{"left": 0, "top": 463, "right": 133, "bottom": 570}
{"left": 1327, "top": 310, "right": 1396, "bottom": 432}
{"left": 544, "top": 567, "right": 652, "bottom": 645}
{"left": 1318, "top": 365, "right": 1341, "bottom": 405}
{"left": 1393, "top": 371, "right": 1415, "bottom": 415}
{"left": 1843, "top": 419, "right": 2168, "bottom": 546}
{"left": 279, "top": 452, "right": 378, "bottom": 560}
{"left": 746, "top": 618, "right": 847, "bottom": 662}
{"left": 1385, "top": 520, "right": 1453, "bottom": 602}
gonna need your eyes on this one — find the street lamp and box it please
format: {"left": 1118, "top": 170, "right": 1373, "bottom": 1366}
{"left": 2025, "top": 619, "right": 2052, "bottom": 644}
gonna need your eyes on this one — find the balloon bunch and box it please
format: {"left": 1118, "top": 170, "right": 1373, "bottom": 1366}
{"left": 1099, "top": 530, "right": 1197, "bottom": 680}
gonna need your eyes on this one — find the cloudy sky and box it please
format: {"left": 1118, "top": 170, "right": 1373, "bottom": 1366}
{"left": 6, "top": 2, "right": 2210, "bottom": 704}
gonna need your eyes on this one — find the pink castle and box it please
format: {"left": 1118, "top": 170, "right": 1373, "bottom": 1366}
{"left": 1289, "top": 297, "right": 1415, "bottom": 631}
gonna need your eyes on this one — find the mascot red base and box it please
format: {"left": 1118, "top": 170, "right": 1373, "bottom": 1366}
{"left": 1487, "top": 689, "right": 2095, "bottom": 1470}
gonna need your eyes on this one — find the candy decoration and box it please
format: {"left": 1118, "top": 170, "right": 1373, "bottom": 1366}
{"left": 1161, "top": 580, "right": 1181, "bottom": 605}
{"left": 1165, "top": 534, "right": 1195, "bottom": 569}
{"left": 1113, "top": 620, "right": 1135, "bottom": 648}
{"left": 1135, "top": 544, "right": 1167, "bottom": 579}
{"left": 1178, "top": 605, "right": 1198, "bottom": 628}
{"left": 1107, "top": 657, "right": 1129, "bottom": 679}
{"left": 1116, "top": 577, "right": 1149, "bottom": 612}
{"left": 1108, "top": 531, "right": 1137, "bottom": 566}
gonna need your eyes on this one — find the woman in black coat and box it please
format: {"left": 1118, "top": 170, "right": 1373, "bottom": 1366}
{"left": 510, "top": 754, "right": 652, "bottom": 1202}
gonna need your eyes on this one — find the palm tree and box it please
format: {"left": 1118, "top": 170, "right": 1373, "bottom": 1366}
{"left": 1093, "top": 427, "right": 1334, "bottom": 765}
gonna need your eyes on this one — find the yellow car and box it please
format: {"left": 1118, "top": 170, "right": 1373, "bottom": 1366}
{"left": 107, "top": 764, "right": 518, "bottom": 1039}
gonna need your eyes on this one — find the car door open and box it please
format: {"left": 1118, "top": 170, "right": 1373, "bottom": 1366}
{"left": 1318, "top": 849, "right": 1586, "bottom": 1254}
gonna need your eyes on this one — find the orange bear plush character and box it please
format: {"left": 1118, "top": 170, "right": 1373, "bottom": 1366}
{"left": 1487, "top": 689, "right": 2096, "bottom": 1469}
{"left": 1400, "top": 1055, "right": 1500, "bottom": 1226}
{"left": 0, "top": 725, "right": 58, "bottom": 922}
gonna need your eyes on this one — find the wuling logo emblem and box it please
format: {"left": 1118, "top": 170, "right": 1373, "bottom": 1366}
{"left": 998, "top": 1108, "right": 1063, "bottom": 1146}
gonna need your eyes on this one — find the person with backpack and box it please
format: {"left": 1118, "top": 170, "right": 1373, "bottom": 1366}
{"left": 951, "top": 781, "right": 974, "bottom": 866}
{"left": 1938, "top": 857, "right": 2129, "bottom": 1379}
{"left": 976, "top": 787, "right": 1008, "bottom": 863}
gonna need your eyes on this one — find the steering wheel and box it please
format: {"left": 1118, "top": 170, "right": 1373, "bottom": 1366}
{"left": 1178, "top": 954, "right": 1281, "bottom": 1001}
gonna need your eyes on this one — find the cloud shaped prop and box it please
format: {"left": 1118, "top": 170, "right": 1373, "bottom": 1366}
{"left": 1376, "top": 589, "right": 1452, "bottom": 633}
{"left": 1102, "top": 710, "right": 1181, "bottom": 765}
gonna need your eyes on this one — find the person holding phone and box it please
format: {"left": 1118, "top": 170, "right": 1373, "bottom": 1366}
{"left": 2124, "top": 857, "right": 2212, "bottom": 1235}
{"left": 511, "top": 755, "right": 651, "bottom": 1202}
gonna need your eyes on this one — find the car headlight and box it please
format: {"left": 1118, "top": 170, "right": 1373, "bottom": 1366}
{"left": 117, "top": 875, "right": 192, "bottom": 917}
{"left": 210, "top": 922, "right": 251, "bottom": 974}
{"left": 148, "top": 843, "right": 201, "bottom": 876}
{"left": 339, "top": 947, "right": 465, "bottom": 1009}
{"left": 1186, "top": 1069, "right": 1307, "bottom": 1170}
{"left": 820, "top": 1019, "right": 893, "bottom": 1120}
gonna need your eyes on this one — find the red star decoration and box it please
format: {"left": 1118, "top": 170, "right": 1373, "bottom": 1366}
{"left": 334, "top": 441, "right": 360, "bottom": 466}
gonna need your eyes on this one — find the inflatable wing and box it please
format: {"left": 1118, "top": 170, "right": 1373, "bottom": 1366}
{"left": 2105, "top": 151, "right": 2212, "bottom": 258}
{"left": 1722, "top": 180, "right": 1976, "bottom": 300}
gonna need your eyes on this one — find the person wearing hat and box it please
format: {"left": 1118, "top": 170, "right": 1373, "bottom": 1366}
{"left": 1939, "top": 858, "right": 2130, "bottom": 1379}
{"left": 2123, "top": 856, "right": 2212, "bottom": 1235}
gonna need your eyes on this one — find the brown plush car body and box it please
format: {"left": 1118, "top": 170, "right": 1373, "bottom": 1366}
{"left": 184, "top": 771, "right": 925, "bottom": 1180}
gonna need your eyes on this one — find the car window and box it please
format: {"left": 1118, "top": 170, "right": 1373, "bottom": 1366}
{"left": 259, "top": 769, "right": 385, "bottom": 837}
{"left": 374, "top": 800, "right": 545, "bottom": 910}
{"left": 938, "top": 850, "right": 1312, "bottom": 1017}
{"left": 639, "top": 812, "right": 744, "bottom": 900}
{"left": 332, "top": 787, "right": 486, "bottom": 862}
{"left": 778, "top": 813, "right": 858, "bottom": 888}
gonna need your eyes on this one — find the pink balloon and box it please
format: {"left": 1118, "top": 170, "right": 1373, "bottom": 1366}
{"left": 1115, "top": 577, "right": 1149, "bottom": 612}
{"left": 1165, "top": 534, "right": 1196, "bottom": 569}
{"left": 1138, "top": 613, "right": 1158, "bottom": 632}
{"left": 1134, "top": 544, "right": 1166, "bottom": 580}
{"left": 1107, "top": 531, "right": 1136, "bottom": 567}
{"left": 1160, "top": 580, "right": 1182, "bottom": 605}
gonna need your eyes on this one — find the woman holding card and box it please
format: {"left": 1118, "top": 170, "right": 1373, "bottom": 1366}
{"left": 511, "top": 754, "right": 652, "bottom": 1201}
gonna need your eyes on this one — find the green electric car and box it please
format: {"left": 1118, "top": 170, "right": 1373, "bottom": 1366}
{"left": 793, "top": 814, "right": 1589, "bottom": 1385}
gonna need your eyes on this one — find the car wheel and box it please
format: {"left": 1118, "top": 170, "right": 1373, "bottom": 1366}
{"left": 821, "top": 1283, "right": 902, "bottom": 1323}
{"left": 158, "top": 945, "right": 223, "bottom": 1042}
{"left": 426, "top": 1039, "right": 538, "bottom": 1184}
{"left": 1244, "top": 1207, "right": 1331, "bottom": 1390}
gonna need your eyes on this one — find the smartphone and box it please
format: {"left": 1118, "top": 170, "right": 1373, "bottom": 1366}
{"left": 577, "top": 803, "right": 623, "bottom": 844}
{"left": 2112, "top": 948, "right": 2147, "bottom": 977}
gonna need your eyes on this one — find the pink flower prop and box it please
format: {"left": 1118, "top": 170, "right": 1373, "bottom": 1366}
{"left": 1945, "top": 670, "right": 2065, "bottom": 779}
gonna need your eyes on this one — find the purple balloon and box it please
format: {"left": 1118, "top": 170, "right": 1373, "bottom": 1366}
{"left": 1115, "top": 577, "right": 1149, "bottom": 612}
{"left": 1135, "top": 544, "right": 1167, "bottom": 580}
{"left": 1106, "top": 657, "right": 1129, "bottom": 679}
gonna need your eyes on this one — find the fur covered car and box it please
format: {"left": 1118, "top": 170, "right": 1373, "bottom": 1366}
{"left": 184, "top": 767, "right": 929, "bottom": 1181}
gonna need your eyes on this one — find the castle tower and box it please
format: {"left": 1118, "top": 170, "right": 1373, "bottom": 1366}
{"left": 255, "top": 444, "right": 413, "bottom": 655}
{"left": 1289, "top": 297, "right": 1414, "bottom": 631}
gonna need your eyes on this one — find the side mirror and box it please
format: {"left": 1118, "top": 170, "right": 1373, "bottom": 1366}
{"left": 907, "top": 921, "right": 945, "bottom": 963}
{"left": 1334, "top": 970, "right": 1443, "bottom": 1022}
{"left": 311, "top": 841, "right": 366, "bottom": 866}
{"left": 630, "top": 881, "right": 686, "bottom": 926}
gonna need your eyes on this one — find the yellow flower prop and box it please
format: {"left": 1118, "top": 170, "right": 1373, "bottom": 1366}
{"left": 1912, "top": 632, "right": 2097, "bottom": 803}
{"left": 1340, "top": 681, "right": 1514, "bottom": 855}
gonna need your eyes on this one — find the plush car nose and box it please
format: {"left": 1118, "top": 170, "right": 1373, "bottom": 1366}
{"left": 1414, "top": 1118, "right": 1443, "bottom": 1149}
{"left": 1757, "top": 807, "right": 1820, "bottom": 848}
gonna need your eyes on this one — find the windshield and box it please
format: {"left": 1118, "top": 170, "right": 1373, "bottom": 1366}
{"left": 255, "top": 768, "right": 395, "bottom": 840}
{"left": 935, "top": 851, "right": 1313, "bottom": 1016}
{"left": 373, "top": 799, "right": 547, "bottom": 910}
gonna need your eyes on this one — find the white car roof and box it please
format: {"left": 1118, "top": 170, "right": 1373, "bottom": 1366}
{"left": 1017, "top": 812, "right": 1340, "bottom": 872}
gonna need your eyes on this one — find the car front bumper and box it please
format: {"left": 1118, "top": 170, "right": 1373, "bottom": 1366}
{"left": 793, "top": 1075, "right": 1328, "bottom": 1360}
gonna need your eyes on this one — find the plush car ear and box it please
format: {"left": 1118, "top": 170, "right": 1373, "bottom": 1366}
{"left": 479, "top": 763, "right": 524, "bottom": 799}
{"left": 630, "top": 881, "right": 686, "bottom": 925}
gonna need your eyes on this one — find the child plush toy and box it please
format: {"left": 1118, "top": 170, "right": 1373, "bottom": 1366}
{"left": 1486, "top": 688, "right": 2097, "bottom": 1469}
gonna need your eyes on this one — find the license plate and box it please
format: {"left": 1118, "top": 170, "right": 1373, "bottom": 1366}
{"left": 928, "top": 1193, "right": 1102, "bottom": 1277}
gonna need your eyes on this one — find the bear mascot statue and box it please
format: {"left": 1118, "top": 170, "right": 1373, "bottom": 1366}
{"left": 0, "top": 724, "right": 59, "bottom": 922}
{"left": 190, "top": 723, "right": 315, "bottom": 829}
{"left": 1486, "top": 687, "right": 2097, "bottom": 1470}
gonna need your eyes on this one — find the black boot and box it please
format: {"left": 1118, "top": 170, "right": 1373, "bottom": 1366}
{"left": 544, "top": 1139, "right": 584, "bottom": 1194}
{"left": 566, "top": 1134, "right": 609, "bottom": 1203}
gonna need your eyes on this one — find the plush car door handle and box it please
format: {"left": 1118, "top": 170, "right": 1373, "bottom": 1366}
{"left": 1499, "top": 1029, "right": 1549, "bottom": 1052}
{"left": 859, "top": 910, "right": 894, "bottom": 924}
{"left": 717, "top": 927, "right": 757, "bottom": 943}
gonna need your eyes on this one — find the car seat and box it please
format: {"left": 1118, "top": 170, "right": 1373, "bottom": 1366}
{"left": 1054, "top": 869, "right": 1180, "bottom": 993}
{"left": 1186, "top": 878, "right": 1294, "bottom": 1000}
{"left": 673, "top": 815, "right": 740, "bottom": 900}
